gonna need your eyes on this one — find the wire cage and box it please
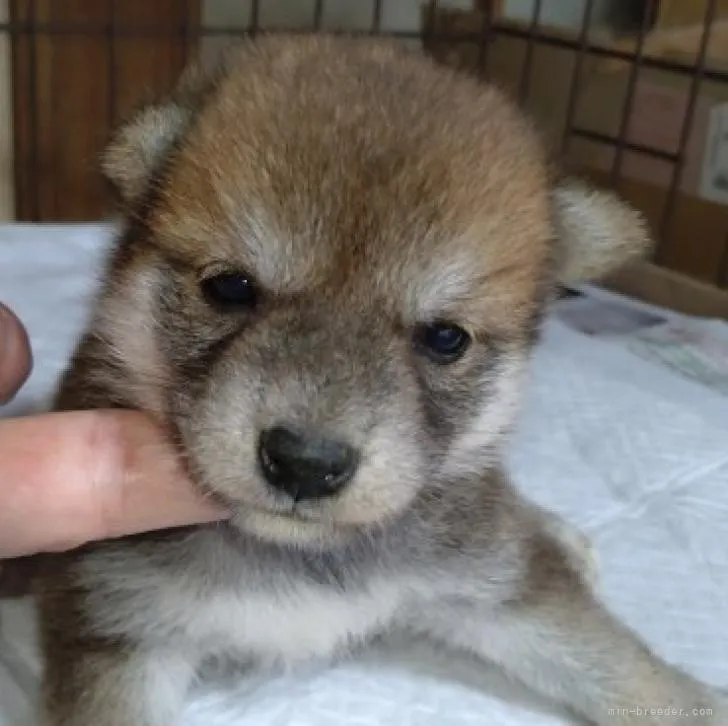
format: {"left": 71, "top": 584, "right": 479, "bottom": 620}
{"left": 2, "top": 0, "right": 728, "bottom": 311}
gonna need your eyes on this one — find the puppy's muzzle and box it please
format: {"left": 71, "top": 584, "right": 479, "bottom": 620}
{"left": 258, "top": 425, "right": 359, "bottom": 502}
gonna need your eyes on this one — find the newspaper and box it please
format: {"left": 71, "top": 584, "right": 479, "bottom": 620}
{"left": 554, "top": 292, "right": 666, "bottom": 336}
{"left": 620, "top": 320, "right": 728, "bottom": 396}
{"left": 554, "top": 288, "right": 728, "bottom": 396}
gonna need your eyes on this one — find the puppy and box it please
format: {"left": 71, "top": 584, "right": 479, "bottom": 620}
{"left": 38, "top": 35, "right": 726, "bottom": 726}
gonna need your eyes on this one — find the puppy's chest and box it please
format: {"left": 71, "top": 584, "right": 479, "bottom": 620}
{"left": 83, "top": 538, "right": 407, "bottom": 665}
{"left": 177, "top": 583, "right": 402, "bottom": 664}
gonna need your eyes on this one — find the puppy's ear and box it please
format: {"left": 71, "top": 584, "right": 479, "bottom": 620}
{"left": 552, "top": 179, "right": 653, "bottom": 285}
{"left": 101, "top": 102, "right": 190, "bottom": 205}
{"left": 101, "top": 58, "right": 220, "bottom": 206}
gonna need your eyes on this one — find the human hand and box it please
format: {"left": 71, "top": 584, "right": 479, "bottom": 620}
{"left": 0, "top": 303, "right": 228, "bottom": 558}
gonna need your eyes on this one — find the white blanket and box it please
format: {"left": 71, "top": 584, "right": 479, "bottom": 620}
{"left": 1, "top": 224, "right": 727, "bottom": 726}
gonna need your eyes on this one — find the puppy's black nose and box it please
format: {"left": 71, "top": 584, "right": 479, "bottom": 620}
{"left": 258, "top": 425, "right": 358, "bottom": 501}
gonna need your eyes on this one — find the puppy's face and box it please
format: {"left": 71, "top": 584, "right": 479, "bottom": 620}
{"left": 90, "top": 37, "right": 650, "bottom": 546}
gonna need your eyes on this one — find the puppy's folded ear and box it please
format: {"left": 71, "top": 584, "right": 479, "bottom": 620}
{"left": 552, "top": 179, "right": 653, "bottom": 285}
{"left": 101, "top": 103, "right": 190, "bottom": 206}
{"left": 100, "top": 60, "right": 218, "bottom": 207}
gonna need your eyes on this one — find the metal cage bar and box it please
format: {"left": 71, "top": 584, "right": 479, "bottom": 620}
{"left": 610, "top": 0, "right": 655, "bottom": 186}
{"left": 372, "top": 0, "right": 383, "bottom": 34}
{"left": 107, "top": 0, "right": 118, "bottom": 128}
{"left": 313, "top": 0, "right": 325, "bottom": 31}
{"left": 250, "top": 0, "right": 261, "bottom": 36}
{"left": 518, "top": 0, "right": 542, "bottom": 103}
{"left": 561, "top": 0, "right": 596, "bottom": 155}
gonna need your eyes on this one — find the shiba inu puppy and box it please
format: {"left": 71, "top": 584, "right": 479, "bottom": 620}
{"left": 39, "top": 34, "right": 726, "bottom": 726}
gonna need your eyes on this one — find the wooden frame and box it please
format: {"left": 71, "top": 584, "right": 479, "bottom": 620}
{"left": 10, "top": 0, "right": 200, "bottom": 221}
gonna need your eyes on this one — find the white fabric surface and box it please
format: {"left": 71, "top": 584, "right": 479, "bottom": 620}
{"left": 1, "top": 223, "right": 727, "bottom": 726}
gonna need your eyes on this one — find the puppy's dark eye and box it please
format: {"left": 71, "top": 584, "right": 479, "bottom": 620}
{"left": 201, "top": 272, "right": 258, "bottom": 309}
{"left": 413, "top": 321, "right": 471, "bottom": 364}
